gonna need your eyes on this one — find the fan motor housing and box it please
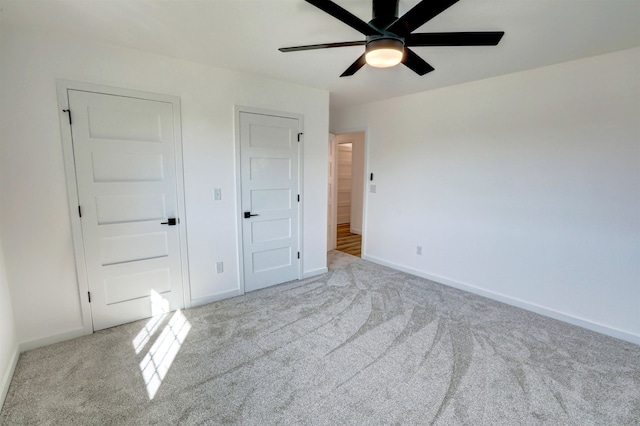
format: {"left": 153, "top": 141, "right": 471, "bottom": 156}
{"left": 365, "top": 36, "right": 405, "bottom": 54}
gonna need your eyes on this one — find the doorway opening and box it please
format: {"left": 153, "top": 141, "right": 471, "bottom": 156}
{"left": 328, "top": 131, "right": 365, "bottom": 258}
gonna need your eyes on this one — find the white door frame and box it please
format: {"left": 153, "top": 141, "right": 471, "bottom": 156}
{"left": 330, "top": 128, "right": 369, "bottom": 257}
{"left": 234, "top": 106, "right": 304, "bottom": 294}
{"left": 327, "top": 134, "right": 337, "bottom": 251}
{"left": 56, "top": 80, "right": 191, "bottom": 335}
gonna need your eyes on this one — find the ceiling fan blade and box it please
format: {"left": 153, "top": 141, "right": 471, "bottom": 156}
{"left": 407, "top": 32, "right": 504, "bottom": 46}
{"left": 386, "top": 0, "right": 459, "bottom": 35}
{"left": 340, "top": 53, "right": 367, "bottom": 77}
{"left": 279, "top": 41, "right": 365, "bottom": 52}
{"left": 305, "top": 0, "right": 381, "bottom": 36}
{"left": 402, "top": 48, "right": 435, "bottom": 76}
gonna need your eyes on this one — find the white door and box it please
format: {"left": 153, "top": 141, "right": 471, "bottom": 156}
{"left": 69, "top": 89, "right": 184, "bottom": 331}
{"left": 327, "top": 134, "right": 337, "bottom": 251}
{"left": 239, "top": 111, "right": 300, "bottom": 292}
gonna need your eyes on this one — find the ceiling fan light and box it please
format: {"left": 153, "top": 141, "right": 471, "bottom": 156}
{"left": 365, "top": 38, "right": 404, "bottom": 68}
{"left": 365, "top": 49, "right": 403, "bottom": 68}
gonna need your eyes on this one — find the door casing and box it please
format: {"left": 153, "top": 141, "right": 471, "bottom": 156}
{"left": 234, "top": 106, "right": 304, "bottom": 294}
{"left": 327, "top": 134, "right": 337, "bottom": 251}
{"left": 57, "top": 80, "right": 191, "bottom": 335}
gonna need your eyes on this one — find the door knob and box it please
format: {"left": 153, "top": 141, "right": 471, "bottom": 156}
{"left": 161, "top": 218, "right": 177, "bottom": 226}
{"left": 244, "top": 212, "right": 259, "bottom": 219}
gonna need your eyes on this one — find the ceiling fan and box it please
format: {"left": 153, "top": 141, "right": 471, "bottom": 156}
{"left": 279, "top": 0, "right": 504, "bottom": 77}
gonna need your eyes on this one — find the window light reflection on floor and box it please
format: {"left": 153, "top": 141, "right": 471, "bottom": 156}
{"left": 132, "top": 290, "right": 192, "bottom": 400}
{"left": 139, "top": 309, "right": 191, "bottom": 400}
{"left": 131, "top": 290, "right": 172, "bottom": 355}
{"left": 132, "top": 313, "right": 167, "bottom": 355}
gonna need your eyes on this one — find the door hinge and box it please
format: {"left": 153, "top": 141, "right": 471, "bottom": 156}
{"left": 297, "top": 252, "right": 300, "bottom": 259}
{"left": 78, "top": 206, "right": 82, "bottom": 217}
{"left": 62, "top": 109, "right": 72, "bottom": 125}
{"left": 297, "top": 133, "right": 303, "bottom": 142}
{"left": 88, "top": 292, "right": 91, "bottom": 303}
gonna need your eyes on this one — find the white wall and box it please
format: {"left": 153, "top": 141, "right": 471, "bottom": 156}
{"left": 0, "top": 233, "right": 18, "bottom": 408}
{"left": 0, "top": 25, "right": 328, "bottom": 347}
{"left": 0, "top": 22, "right": 20, "bottom": 408}
{"left": 331, "top": 48, "right": 640, "bottom": 343}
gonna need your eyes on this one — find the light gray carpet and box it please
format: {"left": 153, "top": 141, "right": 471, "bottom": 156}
{"left": 2, "top": 251, "right": 639, "bottom": 425}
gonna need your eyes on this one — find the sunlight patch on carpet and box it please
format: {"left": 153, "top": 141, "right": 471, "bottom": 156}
{"left": 138, "top": 309, "right": 191, "bottom": 399}
{"left": 132, "top": 313, "right": 168, "bottom": 354}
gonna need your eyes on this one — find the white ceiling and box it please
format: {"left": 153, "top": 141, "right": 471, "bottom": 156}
{"left": 1, "top": 0, "right": 639, "bottom": 108}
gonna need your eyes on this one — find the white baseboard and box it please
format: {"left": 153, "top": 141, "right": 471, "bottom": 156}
{"left": 1, "top": 344, "right": 19, "bottom": 410}
{"left": 363, "top": 255, "right": 640, "bottom": 346}
{"left": 189, "top": 289, "right": 242, "bottom": 308}
{"left": 350, "top": 227, "right": 362, "bottom": 235}
{"left": 303, "top": 267, "right": 328, "bottom": 279}
{"left": 19, "top": 327, "right": 89, "bottom": 353}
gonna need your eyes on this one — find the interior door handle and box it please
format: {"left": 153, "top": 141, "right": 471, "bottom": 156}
{"left": 244, "top": 212, "right": 259, "bottom": 219}
{"left": 161, "top": 218, "right": 177, "bottom": 226}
